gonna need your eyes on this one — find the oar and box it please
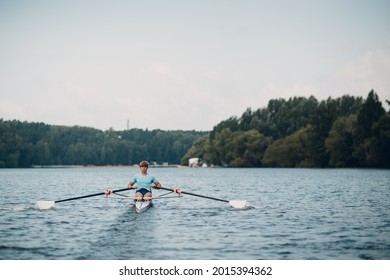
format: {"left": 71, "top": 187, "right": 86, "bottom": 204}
{"left": 158, "top": 186, "right": 248, "bottom": 209}
{"left": 35, "top": 187, "right": 131, "bottom": 210}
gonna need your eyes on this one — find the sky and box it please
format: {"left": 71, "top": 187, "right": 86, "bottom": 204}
{"left": 0, "top": 0, "right": 389, "bottom": 131}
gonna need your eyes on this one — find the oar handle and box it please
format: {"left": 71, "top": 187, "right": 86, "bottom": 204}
{"left": 55, "top": 187, "right": 131, "bottom": 203}
{"left": 158, "top": 186, "right": 229, "bottom": 203}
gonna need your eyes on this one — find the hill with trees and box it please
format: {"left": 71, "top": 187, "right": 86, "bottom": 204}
{"left": 182, "top": 90, "right": 390, "bottom": 168}
{"left": 1, "top": 90, "right": 389, "bottom": 168}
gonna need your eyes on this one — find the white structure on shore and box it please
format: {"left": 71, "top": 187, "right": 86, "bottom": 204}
{"left": 188, "top": 158, "right": 199, "bottom": 167}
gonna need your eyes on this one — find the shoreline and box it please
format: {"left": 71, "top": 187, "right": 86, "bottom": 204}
{"left": 31, "top": 164, "right": 187, "bottom": 169}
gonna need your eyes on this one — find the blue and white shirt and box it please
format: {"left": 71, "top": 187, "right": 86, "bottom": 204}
{"left": 131, "top": 174, "right": 157, "bottom": 192}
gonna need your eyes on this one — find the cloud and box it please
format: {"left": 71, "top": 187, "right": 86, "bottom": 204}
{"left": 102, "top": 61, "right": 221, "bottom": 131}
{"left": 0, "top": 99, "right": 24, "bottom": 120}
{"left": 258, "top": 84, "right": 320, "bottom": 103}
{"left": 336, "top": 42, "right": 390, "bottom": 102}
{"left": 145, "top": 63, "right": 174, "bottom": 76}
{"left": 1, "top": 1, "right": 389, "bottom": 131}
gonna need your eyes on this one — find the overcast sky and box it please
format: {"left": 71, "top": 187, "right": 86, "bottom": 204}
{"left": 0, "top": 0, "right": 389, "bottom": 131}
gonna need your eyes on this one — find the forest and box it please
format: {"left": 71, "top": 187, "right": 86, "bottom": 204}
{"left": 0, "top": 121, "right": 205, "bottom": 168}
{"left": 1, "top": 90, "right": 389, "bottom": 168}
{"left": 181, "top": 90, "right": 390, "bottom": 168}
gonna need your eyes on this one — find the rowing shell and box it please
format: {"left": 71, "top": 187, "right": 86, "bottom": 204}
{"left": 134, "top": 199, "right": 153, "bottom": 213}
{"left": 35, "top": 187, "right": 247, "bottom": 211}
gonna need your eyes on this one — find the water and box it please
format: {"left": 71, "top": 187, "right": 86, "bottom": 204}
{"left": 0, "top": 167, "right": 389, "bottom": 260}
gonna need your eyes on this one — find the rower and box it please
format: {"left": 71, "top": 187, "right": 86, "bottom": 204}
{"left": 128, "top": 161, "right": 161, "bottom": 201}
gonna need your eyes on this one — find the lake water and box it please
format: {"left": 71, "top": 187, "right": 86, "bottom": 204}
{"left": 0, "top": 167, "right": 389, "bottom": 260}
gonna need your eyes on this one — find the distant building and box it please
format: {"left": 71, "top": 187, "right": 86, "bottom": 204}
{"left": 188, "top": 158, "right": 199, "bottom": 167}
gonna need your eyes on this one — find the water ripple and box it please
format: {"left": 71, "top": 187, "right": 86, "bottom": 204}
{"left": 1, "top": 168, "right": 389, "bottom": 260}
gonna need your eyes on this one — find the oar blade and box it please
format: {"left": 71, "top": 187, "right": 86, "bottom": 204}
{"left": 35, "top": 201, "right": 55, "bottom": 210}
{"left": 229, "top": 200, "right": 249, "bottom": 209}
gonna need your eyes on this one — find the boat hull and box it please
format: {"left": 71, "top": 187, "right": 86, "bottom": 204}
{"left": 134, "top": 200, "right": 152, "bottom": 213}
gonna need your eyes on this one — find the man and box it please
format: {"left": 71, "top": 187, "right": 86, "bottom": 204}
{"left": 128, "top": 161, "right": 161, "bottom": 201}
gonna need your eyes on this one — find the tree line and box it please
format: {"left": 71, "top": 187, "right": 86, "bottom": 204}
{"left": 181, "top": 90, "right": 390, "bottom": 168}
{"left": 0, "top": 120, "right": 206, "bottom": 168}
{"left": 1, "top": 90, "right": 389, "bottom": 168}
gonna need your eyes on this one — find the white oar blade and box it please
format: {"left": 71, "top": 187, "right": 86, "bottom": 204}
{"left": 35, "top": 201, "right": 55, "bottom": 210}
{"left": 229, "top": 200, "right": 249, "bottom": 209}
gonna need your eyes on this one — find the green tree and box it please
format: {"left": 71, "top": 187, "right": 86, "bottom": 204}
{"left": 353, "top": 90, "right": 386, "bottom": 166}
{"left": 325, "top": 115, "right": 357, "bottom": 167}
{"left": 307, "top": 98, "right": 339, "bottom": 166}
{"left": 33, "top": 140, "right": 52, "bottom": 165}
{"left": 228, "top": 130, "right": 271, "bottom": 167}
{"left": 263, "top": 127, "right": 312, "bottom": 167}
{"left": 356, "top": 90, "right": 385, "bottom": 139}
{"left": 370, "top": 115, "right": 390, "bottom": 167}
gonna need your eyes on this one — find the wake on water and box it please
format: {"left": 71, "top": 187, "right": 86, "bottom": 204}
{"left": 0, "top": 199, "right": 258, "bottom": 212}
{"left": 0, "top": 204, "right": 40, "bottom": 212}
